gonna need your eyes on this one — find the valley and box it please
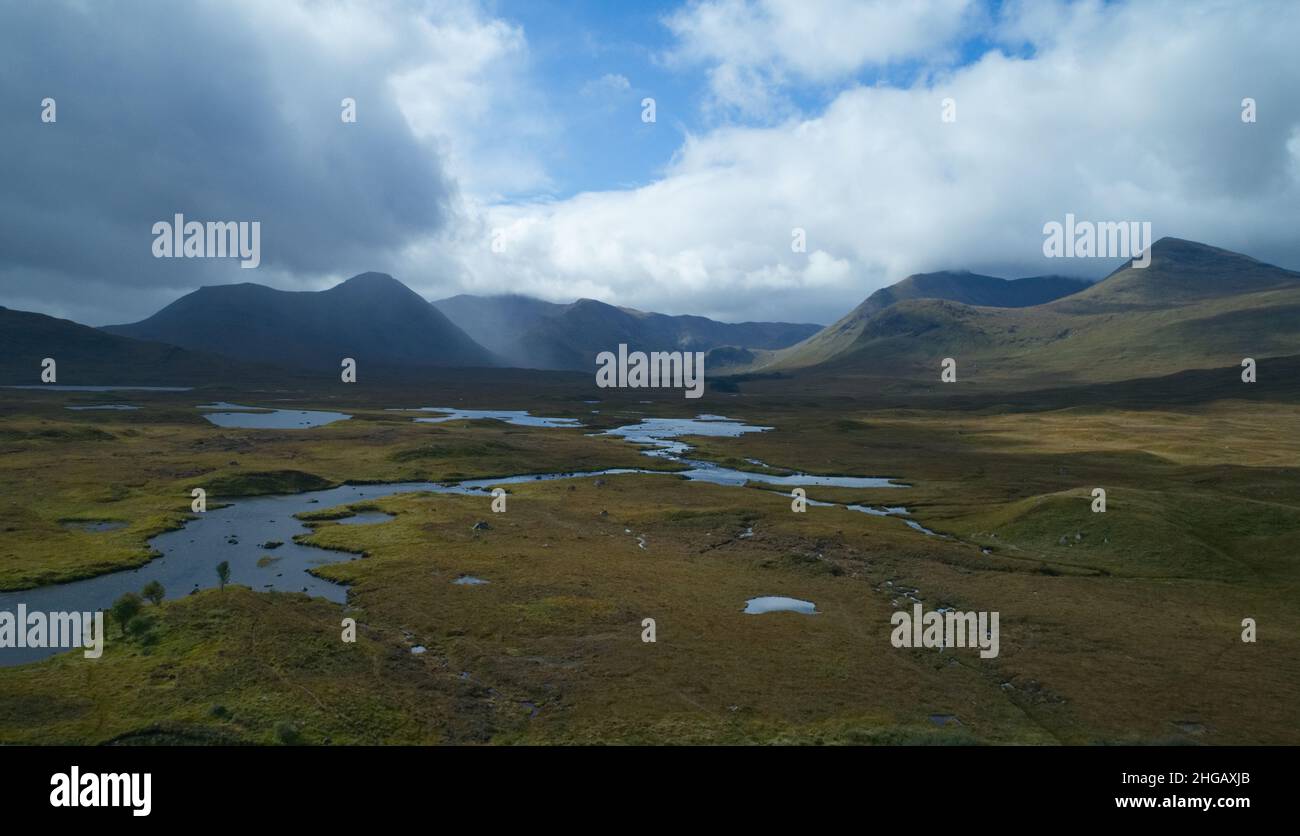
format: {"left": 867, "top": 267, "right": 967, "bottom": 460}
{"left": 0, "top": 365, "right": 1296, "bottom": 745}
{"left": 2, "top": 236, "right": 1298, "bottom": 746}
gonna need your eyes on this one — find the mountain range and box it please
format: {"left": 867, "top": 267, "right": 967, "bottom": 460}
{"left": 760, "top": 237, "right": 1300, "bottom": 386}
{"left": 759, "top": 271, "right": 1090, "bottom": 372}
{"left": 432, "top": 294, "right": 821, "bottom": 370}
{"left": 3, "top": 237, "right": 1298, "bottom": 389}
{"left": 103, "top": 273, "right": 496, "bottom": 373}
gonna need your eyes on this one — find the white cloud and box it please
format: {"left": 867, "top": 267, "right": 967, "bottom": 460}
{"left": 239, "top": 0, "right": 554, "bottom": 201}
{"left": 436, "top": 0, "right": 1300, "bottom": 325}
{"left": 0, "top": 0, "right": 559, "bottom": 325}
{"left": 664, "top": 0, "right": 978, "bottom": 118}
{"left": 6, "top": 0, "right": 1299, "bottom": 330}
{"left": 389, "top": 17, "right": 558, "bottom": 199}
{"left": 582, "top": 73, "right": 633, "bottom": 96}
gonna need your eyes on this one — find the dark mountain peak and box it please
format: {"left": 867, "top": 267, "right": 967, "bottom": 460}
{"left": 102, "top": 274, "right": 496, "bottom": 371}
{"left": 1150, "top": 236, "right": 1240, "bottom": 258}
{"left": 1114, "top": 237, "right": 1266, "bottom": 274}
{"left": 329, "top": 272, "right": 418, "bottom": 297}
{"left": 192, "top": 281, "right": 269, "bottom": 296}
{"left": 337, "top": 271, "right": 399, "bottom": 287}
{"left": 904, "top": 269, "right": 994, "bottom": 282}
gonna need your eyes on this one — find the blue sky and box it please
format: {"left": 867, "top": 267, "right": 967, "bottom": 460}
{"left": 494, "top": 0, "right": 689, "bottom": 197}
{"left": 497, "top": 0, "right": 1026, "bottom": 201}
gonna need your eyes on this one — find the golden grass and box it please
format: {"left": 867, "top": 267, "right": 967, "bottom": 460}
{"left": 1, "top": 385, "right": 1297, "bottom": 744}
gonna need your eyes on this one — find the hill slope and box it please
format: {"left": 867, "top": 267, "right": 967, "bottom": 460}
{"left": 773, "top": 271, "right": 1091, "bottom": 370}
{"left": 106, "top": 273, "right": 497, "bottom": 373}
{"left": 764, "top": 238, "right": 1300, "bottom": 386}
{"left": 0, "top": 306, "right": 264, "bottom": 385}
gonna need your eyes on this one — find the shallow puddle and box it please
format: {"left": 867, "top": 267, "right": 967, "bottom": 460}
{"left": 333, "top": 512, "right": 395, "bottom": 526}
{"left": 743, "top": 596, "right": 817, "bottom": 615}
{"left": 61, "top": 520, "right": 128, "bottom": 533}
{"left": 401, "top": 407, "right": 582, "bottom": 428}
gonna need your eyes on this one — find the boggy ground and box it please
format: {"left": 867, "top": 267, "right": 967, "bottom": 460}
{"left": 0, "top": 375, "right": 1296, "bottom": 744}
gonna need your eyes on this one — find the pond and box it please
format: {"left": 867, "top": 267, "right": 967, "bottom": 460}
{"left": 400, "top": 407, "right": 582, "bottom": 428}
{"left": 743, "top": 596, "right": 817, "bottom": 615}
{"left": 198, "top": 403, "right": 352, "bottom": 429}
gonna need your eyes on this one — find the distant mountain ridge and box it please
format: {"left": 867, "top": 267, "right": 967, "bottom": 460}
{"left": 105, "top": 273, "right": 497, "bottom": 373}
{"left": 8, "top": 236, "right": 1295, "bottom": 388}
{"left": 861, "top": 271, "right": 1091, "bottom": 314}
{"left": 432, "top": 294, "right": 822, "bottom": 371}
{"left": 772, "top": 270, "right": 1091, "bottom": 369}
{"left": 763, "top": 238, "right": 1300, "bottom": 386}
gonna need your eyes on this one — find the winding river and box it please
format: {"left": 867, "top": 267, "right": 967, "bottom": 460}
{"left": 0, "top": 413, "right": 924, "bottom": 665}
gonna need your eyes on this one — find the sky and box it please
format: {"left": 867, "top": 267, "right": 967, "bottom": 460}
{"left": 1, "top": 0, "right": 1298, "bottom": 327}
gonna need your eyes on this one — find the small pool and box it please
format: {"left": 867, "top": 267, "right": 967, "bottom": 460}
{"left": 743, "top": 596, "right": 817, "bottom": 615}
{"left": 61, "top": 520, "right": 128, "bottom": 533}
{"left": 198, "top": 403, "right": 351, "bottom": 429}
{"left": 401, "top": 408, "right": 582, "bottom": 428}
{"left": 333, "top": 512, "right": 396, "bottom": 526}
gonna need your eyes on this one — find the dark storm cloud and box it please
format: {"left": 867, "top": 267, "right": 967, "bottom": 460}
{"left": 0, "top": 0, "right": 454, "bottom": 325}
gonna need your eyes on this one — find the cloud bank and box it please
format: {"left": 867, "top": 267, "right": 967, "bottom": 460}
{"left": 1, "top": 0, "right": 1298, "bottom": 327}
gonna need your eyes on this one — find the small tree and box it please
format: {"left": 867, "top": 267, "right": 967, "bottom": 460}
{"left": 216, "top": 560, "right": 230, "bottom": 591}
{"left": 274, "top": 721, "right": 302, "bottom": 745}
{"left": 126, "top": 614, "right": 155, "bottom": 637}
{"left": 141, "top": 580, "right": 165, "bottom": 605}
{"left": 110, "top": 592, "right": 142, "bottom": 636}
